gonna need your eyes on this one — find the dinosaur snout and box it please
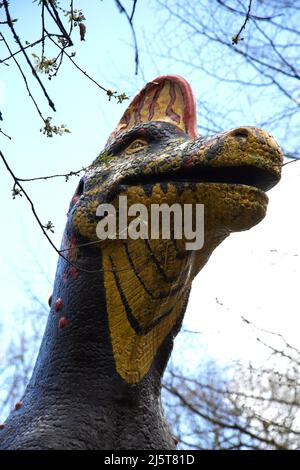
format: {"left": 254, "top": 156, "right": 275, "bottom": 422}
{"left": 228, "top": 126, "right": 282, "bottom": 158}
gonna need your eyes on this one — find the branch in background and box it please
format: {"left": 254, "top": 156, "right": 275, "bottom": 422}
{"left": 17, "top": 168, "right": 86, "bottom": 183}
{"left": 0, "top": 37, "right": 50, "bottom": 64}
{"left": 0, "top": 150, "right": 98, "bottom": 274}
{"left": 163, "top": 314, "right": 300, "bottom": 449}
{"left": 130, "top": 0, "right": 138, "bottom": 22}
{"left": 0, "top": 32, "right": 46, "bottom": 123}
{"left": 163, "top": 380, "right": 284, "bottom": 449}
{"left": 1, "top": 0, "right": 129, "bottom": 133}
{"left": 282, "top": 154, "right": 300, "bottom": 166}
{"left": 0, "top": 301, "right": 48, "bottom": 421}
{"left": 41, "top": 1, "right": 46, "bottom": 60}
{"left": 15, "top": 150, "right": 113, "bottom": 183}
{"left": 155, "top": 0, "right": 300, "bottom": 168}
{"left": 3, "top": 0, "right": 56, "bottom": 111}
{"left": 216, "top": 0, "right": 280, "bottom": 22}
{"left": 0, "top": 149, "right": 73, "bottom": 267}
{"left": 231, "top": 0, "right": 253, "bottom": 45}
{"left": 164, "top": 367, "right": 295, "bottom": 449}
{"left": 0, "top": 150, "right": 154, "bottom": 275}
{"left": 0, "top": 32, "right": 69, "bottom": 137}
{"left": 0, "top": 128, "right": 11, "bottom": 140}
{"left": 43, "top": 0, "right": 73, "bottom": 47}
{"left": 68, "top": 0, "right": 75, "bottom": 37}
{"left": 0, "top": 1, "right": 132, "bottom": 239}
{"left": 46, "top": 32, "right": 129, "bottom": 102}
{"left": 114, "top": 0, "right": 139, "bottom": 75}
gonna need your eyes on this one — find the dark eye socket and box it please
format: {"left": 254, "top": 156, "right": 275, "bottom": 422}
{"left": 75, "top": 179, "right": 85, "bottom": 196}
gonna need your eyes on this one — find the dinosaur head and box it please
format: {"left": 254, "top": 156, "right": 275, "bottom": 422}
{"left": 67, "top": 76, "right": 283, "bottom": 383}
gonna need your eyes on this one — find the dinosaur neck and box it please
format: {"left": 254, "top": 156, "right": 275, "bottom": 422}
{"left": 1, "top": 225, "right": 226, "bottom": 450}
{"left": 31, "top": 248, "right": 117, "bottom": 397}
{"left": 4, "top": 242, "right": 177, "bottom": 449}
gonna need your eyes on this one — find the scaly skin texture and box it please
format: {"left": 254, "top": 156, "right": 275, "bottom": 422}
{"left": 0, "top": 75, "right": 283, "bottom": 449}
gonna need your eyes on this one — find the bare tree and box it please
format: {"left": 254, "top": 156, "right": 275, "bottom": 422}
{"left": 3, "top": 297, "right": 300, "bottom": 450}
{"left": 0, "top": 303, "right": 47, "bottom": 422}
{"left": 163, "top": 319, "right": 300, "bottom": 450}
{"left": 152, "top": 0, "right": 300, "bottom": 161}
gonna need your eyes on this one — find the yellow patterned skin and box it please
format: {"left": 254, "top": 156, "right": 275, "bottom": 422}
{"left": 69, "top": 76, "right": 283, "bottom": 383}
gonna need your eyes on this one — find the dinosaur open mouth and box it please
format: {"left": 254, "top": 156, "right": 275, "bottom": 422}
{"left": 120, "top": 165, "right": 279, "bottom": 192}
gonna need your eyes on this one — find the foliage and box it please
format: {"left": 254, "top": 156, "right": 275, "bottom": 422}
{"left": 0, "top": 0, "right": 131, "bottom": 135}
{"left": 40, "top": 117, "right": 70, "bottom": 137}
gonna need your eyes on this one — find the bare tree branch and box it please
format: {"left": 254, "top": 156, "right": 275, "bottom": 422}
{"left": 114, "top": 0, "right": 139, "bottom": 75}
{"left": 232, "top": 0, "right": 253, "bottom": 45}
{"left": 3, "top": 0, "right": 56, "bottom": 111}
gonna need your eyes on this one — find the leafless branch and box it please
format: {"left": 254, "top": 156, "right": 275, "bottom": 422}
{"left": 42, "top": 0, "right": 73, "bottom": 47}
{"left": 114, "top": 0, "right": 139, "bottom": 75}
{"left": 3, "top": 0, "right": 56, "bottom": 111}
{"left": 0, "top": 150, "right": 154, "bottom": 275}
{"left": 232, "top": 0, "right": 253, "bottom": 45}
{"left": 0, "top": 33, "right": 46, "bottom": 123}
{"left": 0, "top": 128, "right": 11, "bottom": 140}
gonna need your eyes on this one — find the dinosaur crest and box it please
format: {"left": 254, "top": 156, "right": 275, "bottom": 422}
{"left": 107, "top": 75, "right": 198, "bottom": 146}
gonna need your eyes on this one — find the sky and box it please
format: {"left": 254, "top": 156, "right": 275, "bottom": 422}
{"left": 0, "top": 0, "right": 299, "bottom": 374}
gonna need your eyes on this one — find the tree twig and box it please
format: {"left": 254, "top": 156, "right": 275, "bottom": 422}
{"left": 114, "top": 0, "right": 139, "bottom": 75}
{"left": 0, "top": 150, "right": 154, "bottom": 275}
{"left": 3, "top": 0, "right": 56, "bottom": 112}
{"left": 42, "top": 0, "right": 73, "bottom": 47}
{"left": 0, "top": 128, "right": 11, "bottom": 140}
{"left": 0, "top": 150, "right": 72, "bottom": 266}
{"left": 232, "top": 0, "right": 253, "bottom": 45}
{"left": 0, "top": 33, "right": 46, "bottom": 123}
{"left": 47, "top": 31, "right": 129, "bottom": 101}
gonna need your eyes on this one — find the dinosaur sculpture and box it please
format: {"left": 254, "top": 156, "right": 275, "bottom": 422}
{"left": 0, "top": 75, "right": 283, "bottom": 450}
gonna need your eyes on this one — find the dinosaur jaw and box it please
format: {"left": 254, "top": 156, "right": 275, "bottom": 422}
{"left": 113, "top": 153, "right": 276, "bottom": 236}
{"left": 119, "top": 164, "right": 278, "bottom": 193}
{"left": 115, "top": 181, "right": 268, "bottom": 235}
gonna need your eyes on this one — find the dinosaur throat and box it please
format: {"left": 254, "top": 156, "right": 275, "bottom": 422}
{"left": 100, "top": 228, "right": 230, "bottom": 385}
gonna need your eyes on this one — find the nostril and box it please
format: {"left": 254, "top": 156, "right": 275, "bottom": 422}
{"left": 230, "top": 128, "right": 250, "bottom": 141}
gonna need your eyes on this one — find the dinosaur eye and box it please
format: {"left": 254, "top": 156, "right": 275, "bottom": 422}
{"left": 125, "top": 139, "right": 148, "bottom": 154}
